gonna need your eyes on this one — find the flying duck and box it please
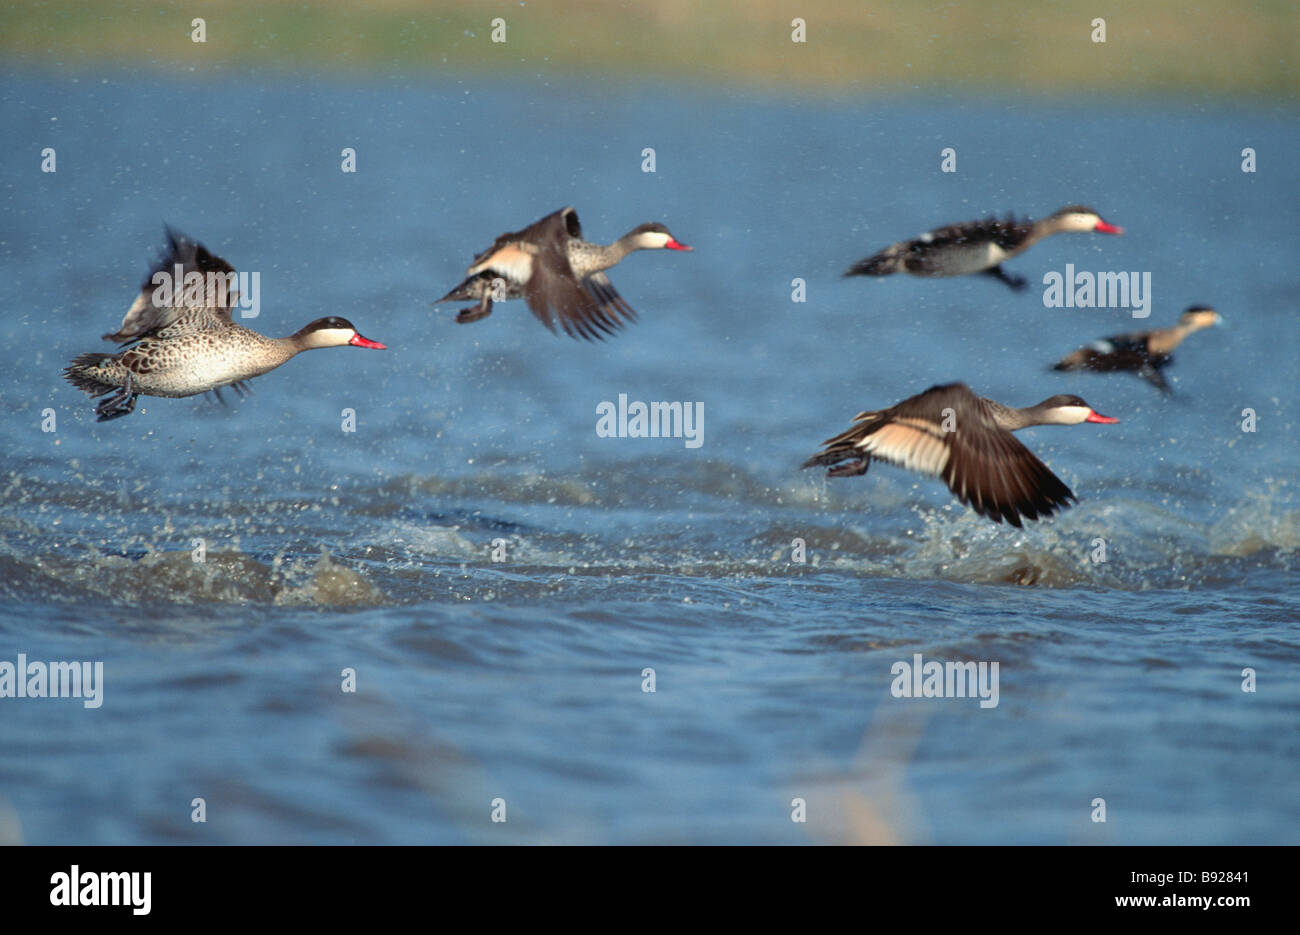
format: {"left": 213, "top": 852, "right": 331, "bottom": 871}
{"left": 64, "top": 227, "right": 385, "bottom": 422}
{"left": 1050, "top": 306, "right": 1221, "bottom": 392}
{"left": 803, "top": 383, "right": 1118, "bottom": 527}
{"left": 434, "top": 206, "right": 692, "bottom": 340}
{"left": 845, "top": 205, "right": 1123, "bottom": 291}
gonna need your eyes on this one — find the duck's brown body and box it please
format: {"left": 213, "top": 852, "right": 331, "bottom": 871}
{"left": 435, "top": 206, "right": 692, "bottom": 340}
{"left": 1051, "top": 306, "right": 1221, "bottom": 392}
{"left": 803, "top": 383, "right": 1118, "bottom": 527}
{"left": 67, "top": 315, "right": 362, "bottom": 400}
{"left": 846, "top": 205, "right": 1123, "bottom": 291}
{"left": 64, "top": 228, "right": 385, "bottom": 421}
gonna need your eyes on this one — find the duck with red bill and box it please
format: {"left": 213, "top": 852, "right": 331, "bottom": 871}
{"left": 433, "top": 205, "right": 693, "bottom": 340}
{"left": 845, "top": 204, "right": 1123, "bottom": 292}
{"left": 803, "top": 383, "right": 1119, "bottom": 527}
{"left": 64, "top": 227, "right": 387, "bottom": 422}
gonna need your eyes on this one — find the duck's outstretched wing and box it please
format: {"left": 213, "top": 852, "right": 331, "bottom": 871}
{"left": 104, "top": 226, "right": 237, "bottom": 344}
{"left": 803, "top": 383, "right": 1075, "bottom": 527}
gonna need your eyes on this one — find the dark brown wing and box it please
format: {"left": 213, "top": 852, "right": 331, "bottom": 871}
{"left": 806, "top": 384, "right": 1075, "bottom": 527}
{"left": 804, "top": 383, "right": 971, "bottom": 472}
{"left": 467, "top": 207, "right": 576, "bottom": 272}
{"left": 104, "top": 227, "right": 237, "bottom": 343}
{"left": 1138, "top": 364, "right": 1172, "bottom": 392}
{"left": 917, "top": 215, "right": 1033, "bottom": 252}
{"left": 575, "top": 272, "right": 638, "bottom": 335}
{"left": 463, "top": 207, "right": 638, "bottom": 340}
{"left": 1053, "top": 345, "right": 1153, "bottom": 374}
{"left": 941, "top": 395, "right": 1076, "bottom": 527}
{"left": 523, "top": 270, "right": 634, "bottom": 340}
{"left": 520, "top": 211, "right": 634, "bottom": 340}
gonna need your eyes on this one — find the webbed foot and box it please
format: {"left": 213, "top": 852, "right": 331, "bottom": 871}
{"left": 827, "top": 457, "right": 869, "bottom": 478}
{"left": 985, "top": 265, "right": 1028, "bottom": 292}
{"left": 94, "top": 373, "right": 137, "bottom": 422}
{"left": 455, "top": 295, "right": 493, "bottom": 324}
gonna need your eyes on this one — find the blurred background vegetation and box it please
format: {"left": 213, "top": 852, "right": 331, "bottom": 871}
{"left": 1, "top": 0, "right": 1296, "bottom": 96}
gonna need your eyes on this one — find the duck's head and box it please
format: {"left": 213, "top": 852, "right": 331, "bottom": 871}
{"left": 1181, "top": 306, "right": 1222, "bottom": 330}
{"left": 626, "top": 223, "right": 693, "bottom": 251}
{"left": 1050, "top": 205, "right": 1124, "bottom": 235}
{"left": 295, "top": 317, "right": 387, "bottom": 350}
{"left": 1036, "top": 394, "right": 1120, "bottom": 425}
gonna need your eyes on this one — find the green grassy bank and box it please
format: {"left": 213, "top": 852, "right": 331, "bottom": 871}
{"left": 2, "top": 0, "right": 1296, "bottom": 97}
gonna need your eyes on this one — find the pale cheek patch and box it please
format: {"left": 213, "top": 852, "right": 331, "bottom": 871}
{"left": 311, "top": 328, "right": 355, "bottom": 346}
{"left": 1053, "top": 405, "right": 1093, "bottom": 423}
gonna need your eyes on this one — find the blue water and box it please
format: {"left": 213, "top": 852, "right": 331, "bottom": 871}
{"left": 1, "top": 68, "right": 1297, "bottom": 843}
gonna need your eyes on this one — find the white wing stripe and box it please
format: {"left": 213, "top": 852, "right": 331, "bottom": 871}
{"left": 857, "top": 423, "right": 951, "bottom": 477}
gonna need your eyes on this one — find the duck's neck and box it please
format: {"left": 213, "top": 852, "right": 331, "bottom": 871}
{"left": 269, "top": 326, "right": 331, "bottom": 360}
{"left": 245, "top": 334, "right": 297, "bottom": 371}
{"left": 1028, "top": 214, "right": 1071, "bottom": 243}
{"left": 983, "top": 398, "right": 1029, "bottom": 430}
{"left": 1150, "top": 320, "right": 1203, "bottom": 355}
{"left": 568, "top": 232, "right": 642, "bottom": 276}
{"left": 987, "top": 399, "right": 1064, "bottom": 430}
